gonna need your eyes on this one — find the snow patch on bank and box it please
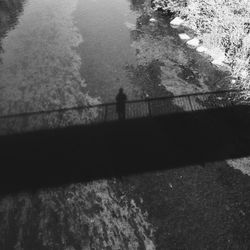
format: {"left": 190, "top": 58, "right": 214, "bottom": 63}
{"left": 187, "top": 38, "right": 200, "bottom": 48}
{"left": 179, "top": 33, "right": 190, "bottom": 40}
{"left": 173, "top": 16, "right": 231, "bottom": 72}
{"left": 196, "top": 46, "right": 208, "bottom": 53}
{"left": 170, "top": 17, "right": 184, "bottom": 26}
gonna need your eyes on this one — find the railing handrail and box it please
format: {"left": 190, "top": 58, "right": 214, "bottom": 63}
{"left": 0, "top": 88, "right": 249, "bottom": 120}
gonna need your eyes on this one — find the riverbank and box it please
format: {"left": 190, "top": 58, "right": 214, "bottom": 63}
{"left": 152, "top": 0, "right": 250, "bottom": 90}
{"left": 108, "top": 6, "right": 250, "bottom": 248}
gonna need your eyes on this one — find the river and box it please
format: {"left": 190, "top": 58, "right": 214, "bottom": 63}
{"left": 1, "top": 1, "right": 249, "bottom": 249}
{"left": 0, "top": 0, "right": 229, "bottom": 134}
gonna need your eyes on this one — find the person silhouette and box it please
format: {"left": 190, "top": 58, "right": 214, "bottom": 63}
{"left": 116, "top": 88, "right": 127, "bottom": 120}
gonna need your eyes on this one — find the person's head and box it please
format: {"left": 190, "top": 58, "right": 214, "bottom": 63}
{"left": 119, "top": 88, "right": 123, "bottom": 93}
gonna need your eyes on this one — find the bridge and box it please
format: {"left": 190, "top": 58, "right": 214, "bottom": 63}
{"left": 0, "top": 89, "right": 247, "bottom": 135}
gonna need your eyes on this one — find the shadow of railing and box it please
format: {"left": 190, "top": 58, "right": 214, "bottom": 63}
{"left": 0, "top": 89, "right": 246, "bottom": 135}
{"left": 1, "top": 89, "right": 250, "bottom": 194}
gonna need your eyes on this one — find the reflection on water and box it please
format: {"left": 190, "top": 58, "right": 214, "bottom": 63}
{"left": 0, "top": 0, "right": 228, "bottom": 134}
{"left": 0, "top": 0, "right": 100, "bottom": 133}
{"left": 0, "top": 0, "right": 98, "bottom": 116}
{"left": 74, "top": 0, "right": 142, "bottom": 102}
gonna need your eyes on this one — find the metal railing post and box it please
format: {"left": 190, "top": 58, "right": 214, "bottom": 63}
{"left": 125, "top": 102, "right": 127, "bottom": 120}
{"left": 104, "top": 105, "right": 108, "bottom": 122}
{"left": 188, "top": 96, "right": 194, "bottom": 111}
{"left": 147, "top": 98, "right": 152, "bottom": 117}
{"left": 0, "top": 88, "right": 248, "bottom": 122}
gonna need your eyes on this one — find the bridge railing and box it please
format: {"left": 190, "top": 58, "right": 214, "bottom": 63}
{"left": 0, "top": 89, "right": 248, "bottom": 135}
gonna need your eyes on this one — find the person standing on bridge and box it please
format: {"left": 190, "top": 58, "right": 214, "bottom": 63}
{"left": 116, "top": 88, "right": 127, "bottom": 120}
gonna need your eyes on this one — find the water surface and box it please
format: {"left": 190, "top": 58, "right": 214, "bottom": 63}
{"left": 1, "top": 2, "right": 248, "bottom": 249}
{"left": 74, "top": 0, "right": 142, "bottom": 102}
{"left": 0, "top": 0, "right": 227, "bottom": 132}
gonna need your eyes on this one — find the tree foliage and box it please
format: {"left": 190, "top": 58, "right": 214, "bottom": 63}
{"left": 153, "top": 0, "right": 250, "bottom": 90}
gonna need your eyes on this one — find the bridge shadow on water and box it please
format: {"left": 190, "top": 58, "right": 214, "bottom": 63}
{"left": 1, "top": 104, "right": 250, "bottom": 195}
